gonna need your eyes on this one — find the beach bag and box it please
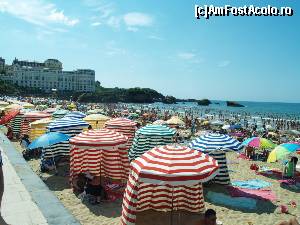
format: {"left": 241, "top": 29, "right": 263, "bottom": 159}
{"left": 250, "top": 163, "right": 259, "bottom": 171}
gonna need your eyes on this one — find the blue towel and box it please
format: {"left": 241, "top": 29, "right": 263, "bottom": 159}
{"left": 232, "top": 179, "right": 271, "bottom": 190}
{"left": 206, "top": 191, "right": 257, "bottom": 210}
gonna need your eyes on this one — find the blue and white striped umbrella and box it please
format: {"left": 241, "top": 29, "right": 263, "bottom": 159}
{"left": 47, "top": 117, "right": 89, "bottom": 131}
{"left": 42, "top": 117, "right": 89, "bottom": 161}
{"left": 128, "top": 125, "right": 176, "bottom": 161}
{"left": 64, "top": 111, "right": 86, "bottom": 119}
{"left": 189, "top": 133, "right": 242, "bottom": 152}
{"left": 189, "top": 133, "right": 242, "bottom": 185}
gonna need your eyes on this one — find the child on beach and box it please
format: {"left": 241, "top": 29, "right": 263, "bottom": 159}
{"left": 284, "top": 157, "right": 299, "bottom": 179}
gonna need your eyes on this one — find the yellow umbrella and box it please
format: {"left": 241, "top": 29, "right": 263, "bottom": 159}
{"left": 0, "top": 101, "right": 9, "bottom": 107}
{"left": 202, "top": 120, "right": 210, "bottom": 125}
{"left": 29, "top": 118, "right": 53, "bottom": 141}
{"left": 166, "top": 116, "right": 185, "bottom": 126}
{"left": 83, "top": 114, "right": 110, "bottom": 129}
{"left": 22, "top": 103, "right": 35, "bottom": 109}
{"left": 4, "top": 104, "right": 22, "bottom": 111}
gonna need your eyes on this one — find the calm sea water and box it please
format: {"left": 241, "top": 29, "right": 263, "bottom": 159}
{"left": 147, "top": 101, "right": 300, "bottom": 119}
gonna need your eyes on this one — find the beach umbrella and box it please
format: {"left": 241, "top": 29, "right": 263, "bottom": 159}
{"left": 189, "top": 133, "right": 242, "bottom": 152}
{"left": 121, "top": 145, "right": 219, "bottom": 225}
{"left": 22, "top": 102, "right": 35, "bottom": 109}
{"left": 52, "top": 109, "right": 69, "bottom": 119}
{"left": 28, "top": 132, "right": 70, "bottom": 150}
{"left": 105, "top": 118, "right": 137, "bottom": 176}
{"left": 152, "top": 119, "right": 166, "bottom": 125}
{"left": 128, "top": 113, "right": 139, "bottom": 119}
{"left": 0, "top": 101, "right": 9, "bottom": 107}
{"left": 166, "top": 116, "right": 185, "bottom": 126}
{"left": 4, "top": 103, "right": 21, "bottom": 111}
{"left": 64, "top": 111, "right": 86, "bottom": 119}
{"left": 43, "top": 107, "right": 56, "bottom": 114}
{"left": 83, "top": 114, "right": 110, "bottom": 129}
{"left": 43, "top": 117, "right": 89, "bottom": 160}
{"left": 222, "top": 124, "right": 230, "bottom": 130}
{"left": 69, "top": 129, "right": 128, "bottom": 180}
{"left": 267, "top": 143, "right": 300, "bottom": 163}
{"left": 87, "top": 109, "right": 104, "bottom": 115}
{"left": 128, "top": 125, "right": 176, "bottom": 161}
{"left": 0, "top": 108, "right": 20, "bottom": 125}
{"left": 29, "top": 118, "right": 53, "bottom": 141}
{"left": 189, "top": 133, "right": 242, "bottom": 185}
{"left": 20, "top": 111, "right": 51, "bottom": 137}
{"left": 242, "top": 137, "right": 276, "bottom": 149}
{"left": 67, "top": 103, "right": 77, "bottom": 110}
{"left": 210, "top": 120, "right": 224, "bottom": 126}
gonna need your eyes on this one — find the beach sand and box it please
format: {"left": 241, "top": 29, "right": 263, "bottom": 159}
{"left": 12, "top": 142, "right": 300, "bottom": 225}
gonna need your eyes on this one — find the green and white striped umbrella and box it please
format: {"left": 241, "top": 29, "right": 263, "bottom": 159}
{"left": 128, "top": 125, "right": 176, "bottom": 161}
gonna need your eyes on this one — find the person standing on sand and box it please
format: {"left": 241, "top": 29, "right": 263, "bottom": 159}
{"left": 0, "top": 151, "right": 9, "bottom": 225}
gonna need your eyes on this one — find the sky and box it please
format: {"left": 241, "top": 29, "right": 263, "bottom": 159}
{"left": 0, "top": 0, "right": 299, "bottom": 103}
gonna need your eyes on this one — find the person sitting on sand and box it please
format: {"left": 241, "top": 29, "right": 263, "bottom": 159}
{"left": 284, "top": 157, "right": 298, "bottom": 179}
{"left": 20, "top": 134, "right": 30, "bottom": 149}
{"left": 85, "top": 175, "right": 106, "bottom": 204}
{"left": 245, "top": 146, "right": 255, "bottom": 159}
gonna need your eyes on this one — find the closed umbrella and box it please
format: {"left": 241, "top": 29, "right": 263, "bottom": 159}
{"left": 121, "top": 145, "right": 219, "bottom": 225}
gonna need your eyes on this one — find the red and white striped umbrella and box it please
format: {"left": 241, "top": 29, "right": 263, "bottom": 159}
{"left": 0, "top": 108, "right": 20, "bottom": 125}
{"left": 121, "top": 145, "right": 219, "bottom": 225}
{"left": 105, "top": 118, "right": 137, "bottom": 176}
{"left": 69, "top": 129, "right": 129, "bottom": 180}
{"left": 20, "top": 112, "right": 51, "bottom": 137}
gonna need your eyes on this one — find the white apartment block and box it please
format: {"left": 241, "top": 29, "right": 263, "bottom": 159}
{"left": 0, "top": 58, "right": 95, "bottom": 92}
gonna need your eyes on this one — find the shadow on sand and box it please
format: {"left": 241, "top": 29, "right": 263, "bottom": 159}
{"left": 203, "top": 184, "right": 277, "bottom": 214}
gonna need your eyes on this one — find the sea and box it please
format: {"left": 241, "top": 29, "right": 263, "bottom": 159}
{"left": 137, "top": 101, "right": 300, "bottom": 120}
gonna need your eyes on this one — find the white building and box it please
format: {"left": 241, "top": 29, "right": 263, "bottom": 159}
{"left": 0, "top": 58, "right": 95, "bottom": 92}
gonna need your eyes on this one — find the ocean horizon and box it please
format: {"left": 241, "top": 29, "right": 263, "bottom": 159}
{"left": 147, "top": 100, "right": 300, "bottom": 118}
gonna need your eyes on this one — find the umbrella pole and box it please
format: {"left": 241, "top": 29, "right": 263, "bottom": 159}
{"left": 170, "top": 187, "right": 174, "bottom": 225}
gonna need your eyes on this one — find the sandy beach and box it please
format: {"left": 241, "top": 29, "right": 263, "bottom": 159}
{"left": 12, "top": 141, "right": 300, "bottom": 225}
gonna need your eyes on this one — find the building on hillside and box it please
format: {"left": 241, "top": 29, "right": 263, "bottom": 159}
{"left": 0, "top": 57, "right": 95, "bottom": 92}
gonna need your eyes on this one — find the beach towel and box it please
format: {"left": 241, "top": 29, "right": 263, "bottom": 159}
{"left": 232, "top": 179, "right": 271, "bottom": 190}
{"left": 258, "top": 169, "right": 300, "bottom": 182}
{"left": 206, "top": 191, "right": 257, "bottom": 210}
{"left": 227, "top": 186, "right": 276, "bottom": 201}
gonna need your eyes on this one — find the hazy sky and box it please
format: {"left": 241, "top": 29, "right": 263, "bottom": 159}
{"left": 0, "top": 0, "right": 299, "bottom": 103}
